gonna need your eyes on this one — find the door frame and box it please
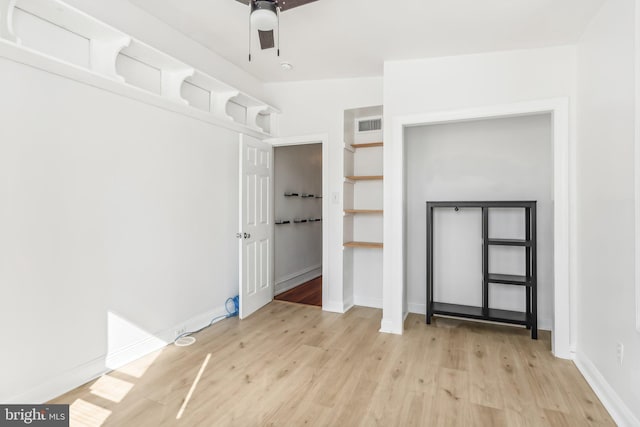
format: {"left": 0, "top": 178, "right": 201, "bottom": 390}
{"left": 383, "top": 98, "right": 574, "bottom": 359}
{"left": 266, "top": 133, "right": 330, "bottom": 310}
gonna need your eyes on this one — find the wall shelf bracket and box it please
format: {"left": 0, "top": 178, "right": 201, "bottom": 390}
{"left": 212, "top": 90, "right": 240, "bottom": 120}
{"left": 162, "top": 67, "right": 195, "bottom": 105}
{"left": 247, "top": 104, "right": 270, "bottom": 131}
{"left": 91, "top": 36, "right": 130, "bottom": 82}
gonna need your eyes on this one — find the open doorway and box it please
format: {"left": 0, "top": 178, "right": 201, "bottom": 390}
{"left": 272, "top": 143, "right": 323, "bottom": 306}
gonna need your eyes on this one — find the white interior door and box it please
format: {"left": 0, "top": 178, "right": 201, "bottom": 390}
{"left": 239, "top": 134, "right": 274, "bottom": 319}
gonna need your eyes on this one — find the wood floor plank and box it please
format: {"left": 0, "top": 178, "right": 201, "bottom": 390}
{"left": 49, "top": 302, "right": 614, "bottom": 426}
{"left": 468, "top": 403, "right": 509, "bottom": 427}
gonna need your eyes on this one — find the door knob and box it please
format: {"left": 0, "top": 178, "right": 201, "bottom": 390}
{"left": 244, "top": 232, "right": 251, "bottom": 239}
{"left": 236, "top": 233, "right": 242, "bottom": 239}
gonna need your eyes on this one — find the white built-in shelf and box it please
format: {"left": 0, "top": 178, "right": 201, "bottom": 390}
{"left": 351, "top": 142, "right": 383, "bottom": 149}
{"left": 345, "top": 175, "right": 384, "bottom": 181}
{"left": 121, "top": 39, "right": 193, "bottom": 104}
{"left": 344, "top": 209, "right": 383, "bottom": 215}
{"left": 186, "top": 70, "right": 238, "bottom": 120}
{"left": 16, "top": 0, "right": 126, "bottom": 41}
{"left": 15, "top": 0, "right": 131, "bottom": 81}
{"left": 343, "top": 241, "right": 383, "bottom": 249}
{"left": 1, "top": 0, "right": 279, "bottom": 136}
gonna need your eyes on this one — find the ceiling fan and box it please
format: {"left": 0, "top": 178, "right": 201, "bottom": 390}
{"left": 235, "top": 0, "right": 319, "bottom": 61}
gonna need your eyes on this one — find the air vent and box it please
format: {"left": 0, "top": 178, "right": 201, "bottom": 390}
{"left": 357, "top": 117, "right": 382, "bottom": 133}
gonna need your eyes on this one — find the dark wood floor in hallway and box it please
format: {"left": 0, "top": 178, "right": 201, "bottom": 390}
{"left": 275, "top": 276, "right": 322, "bottom": 306}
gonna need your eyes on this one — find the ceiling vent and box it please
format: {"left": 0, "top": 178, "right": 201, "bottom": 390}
{"left": 357, "top": 117, "right": 382, "bottom": 133}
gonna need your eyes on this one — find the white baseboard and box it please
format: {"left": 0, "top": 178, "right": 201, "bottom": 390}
{"left": 275, "top": 264, "right": 322, "bottom": 296}
{"left": 5, "top": 304, "right": 230, "bottom": 404}
{"left": 408, "top": 302, "right": 426, "bottom": 315}
{"left": 354, "top": 295, "right": 382, "bottom": 309}
{"left": 574, "top": 353, "right": 640, "bottom": 427}
{"left": 379, "top": 318, "right": 403, "bottom": 335}
{"left": 343, "top": 292, "right": 354, "bottom": 312}
{"left": 5, "top": 355, "right": 108, "bottom": 405}
{"left": 105, "top": 335, "right": 168, "bottom": 373}
{"left": 105, "top": 304, "right": 228, "bottom": 371}
{"left": 323, "top": 299, "right": 346, "bottom": 313}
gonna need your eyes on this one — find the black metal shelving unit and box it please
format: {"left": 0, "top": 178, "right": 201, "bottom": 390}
{"left": 426, "top": 201, "right": 538, "bottom": 339}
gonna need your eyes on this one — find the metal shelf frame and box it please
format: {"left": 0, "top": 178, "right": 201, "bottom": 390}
{"left": 426, "top": 200, "right": 538, "bottom": 339}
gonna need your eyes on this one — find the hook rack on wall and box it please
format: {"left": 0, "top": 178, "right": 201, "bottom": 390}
{"left": 284, "top": 192, "right": 321, "bottom": 198}
{"left": 275, "top": 218, "right": 322, "bottom": 225}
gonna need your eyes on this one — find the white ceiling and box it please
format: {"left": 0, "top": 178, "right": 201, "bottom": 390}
{"left": 130, "top": 0, "right": 605, "bottom": 83}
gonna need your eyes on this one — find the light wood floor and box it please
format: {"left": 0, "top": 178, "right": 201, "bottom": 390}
{"left": 51, "top": 302, "right": 613, "bottom": 426}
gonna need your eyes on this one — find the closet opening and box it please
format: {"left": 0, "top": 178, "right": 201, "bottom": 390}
{"left": 384, "top": 99, "right": 572, "bottom": 356}
{"left": 404, "top": 114, "right": 554, "bottom": 333}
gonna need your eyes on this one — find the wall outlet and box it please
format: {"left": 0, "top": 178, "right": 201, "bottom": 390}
{"left": 616, "top": 342, "right": 624, "bottom": 366}
{"left": 175, "top": 326, "right": 187, "bottom": 339}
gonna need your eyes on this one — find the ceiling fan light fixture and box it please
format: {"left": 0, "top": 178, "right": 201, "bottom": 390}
{"left": 251, "top": 1, "right": 278, "bottom": 31}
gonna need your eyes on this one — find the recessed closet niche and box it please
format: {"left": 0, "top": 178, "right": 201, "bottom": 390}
{"left": 343, "top": 105, "right": 384, "bottom": 308}
{"left": 404, "top": 114, "right": 554, "bottom": 328}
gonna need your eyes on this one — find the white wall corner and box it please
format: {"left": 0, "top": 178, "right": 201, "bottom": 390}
{"left": 211, "top": 90, "right": 240, "bottom": 120}
{"left": 379, "top": 317, "right": 403, "bottom": 335}
{"left": 0, "top": 0, "right": 19, "bottom": 43}
{"left": 635, "top": 0, "right": 640, "bottom": 333}
{"left": 323, "top": 299, "right": 347, "bottom": 313}
{"left": 353, "top": 295, "right": 383, "bottom": 309}
{"left": 408, "top": 302, "right": 426, "bottom": 315}
{"left": 574, "top": 353, "right": 640, "bottom": 427}
{"left": 90, "top": 36, "right": 131, "bottom": 82}
{"left": 551, "top": 97, "right": 572, "bottom": 359}
{"left": 381, "top": 116, "right": 405, "bottom": 337}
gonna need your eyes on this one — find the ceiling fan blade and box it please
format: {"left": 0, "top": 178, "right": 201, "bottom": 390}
{"left": 234, "top": 0, "right": 251, "bottom": 5}
{"left": 258, "top": 29, "right": 275, "bottom": 50}
{"left": 278, "top": 0, "right": 318, "bottom": 12}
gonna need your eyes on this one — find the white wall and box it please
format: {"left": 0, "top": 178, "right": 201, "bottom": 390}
{"left": 0, "top": 56, "right": 240, "bottom": 402}
{"left": 383, "top": 46, "right": 577, "bottom": 335}
{"left": 274, "top": 144, "right": 323, "bottom": 294}
{"left": 405, "top": 115, "right": 554, "bottom": 329}
{"left": 575, "top": 0, "right": 640, "bottom": 424}
{"left": 264, "top": 77, "right": 384, "bottom": 312}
